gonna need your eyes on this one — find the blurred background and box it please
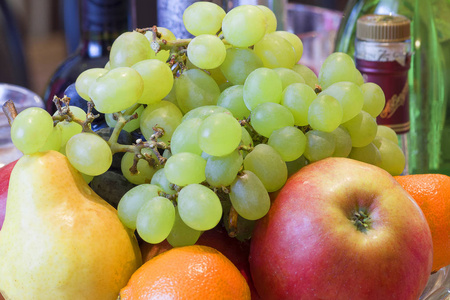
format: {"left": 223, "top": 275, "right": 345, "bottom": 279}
{"left": 0, "top": 0, "right": 348, "bottom": 98}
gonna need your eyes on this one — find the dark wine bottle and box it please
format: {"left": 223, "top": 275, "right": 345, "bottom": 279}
{"left": 43, "top": 0, "right": 133, "bottom": 114}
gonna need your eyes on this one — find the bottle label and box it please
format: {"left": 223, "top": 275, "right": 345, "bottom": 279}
{"left": 356, "top": 57, "right": 411, "bottom": 134}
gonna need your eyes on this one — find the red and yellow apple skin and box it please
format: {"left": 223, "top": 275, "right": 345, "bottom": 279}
{"left": 0, "top": 160, "right": 18, "bottom": 230}
{"left": 249, "top": 157, "right": 433, "bottom": 300}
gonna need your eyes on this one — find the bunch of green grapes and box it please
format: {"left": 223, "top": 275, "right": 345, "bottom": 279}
{"left": 10, "top": 1, "right": 405, "bottom": 245}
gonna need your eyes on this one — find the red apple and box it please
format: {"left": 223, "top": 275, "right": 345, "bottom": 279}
{"left": 249, "top": 157, "right": 433, "bottom": 300}
{"left": 0, "top": 160, "right": 18, "bottom": 230}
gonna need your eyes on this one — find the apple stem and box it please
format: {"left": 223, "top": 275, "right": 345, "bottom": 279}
{"left": 351, "top": 209, "right": 372, "bottom": 233}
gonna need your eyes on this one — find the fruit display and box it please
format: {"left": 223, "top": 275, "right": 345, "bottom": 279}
{"left": 0, "top": 2, "right": 446, "bottom": 299}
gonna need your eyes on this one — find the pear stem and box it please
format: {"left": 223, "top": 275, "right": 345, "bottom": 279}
{"left": 2, "top": 99, "right": 18, "bottom": 125}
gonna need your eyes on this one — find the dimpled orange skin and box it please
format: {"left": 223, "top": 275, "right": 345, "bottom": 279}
{"left": 394, "top": 174, "right": 450, "bottom": 272}
{"left": 119, "top": 245, "right": 251, "bottom": 300}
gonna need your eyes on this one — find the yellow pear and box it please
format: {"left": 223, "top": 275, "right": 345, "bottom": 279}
{"left": 0, "top": 150, "right": 142, "bottom": 300}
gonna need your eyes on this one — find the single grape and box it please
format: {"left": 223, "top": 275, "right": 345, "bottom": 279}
{"left": 361, "top": 82, "right": 386, "bottom": 118}
{"left": 170, "top": 117, "right": 203, "bottom": 155}
{"left": 121, "top": 148, "right": 162, "bottom": 185}
{"left": 54, "top": 106, "right": 87, "bottom": 152}
{"left": 286, "top": 155, "right": 309, "bottom": 177}
{"left": 88, "top": 67, "right": 144, "bottom": 114}
{"left": 372, "top": 136, "right": 406, "bottom": 176}
{"left": 243, "top": 144, "right": 287, "bottom": 192}
{"left": 109, "top": 31, "right": 152, "bottom": 68}
{"left": 187, "top": 34, "right": 226, "bottom": 69}
{"left": 303, "top": 130, "right": 336, "bottom": 162}
{"left": 281, "top": 82, "right": 317, "bottom": 126}
{"left": 183, "top": 1, "right": 225, "bottom": 36}
{"left": 253, "top": 32, "right": 297, "bottom": 69}
{"left": 145, "top": 27, "right": 176, "bottom": 62}
{"left": 342, "top": 111, "right": 378, "bottom": 147}
{"left": 136, "top": 196, "right": 175, "bottom": 244}
{"left": 151, "top": 168, "right": 177, "bottom": 196}
{"left": 181, "top": 105, "right": 230, "bottom": 122}
{"left": 292, "top": 64, "right": 319, "bottom": 89}
{"left": 219, "top": 47, "right": 263, "bottom": 85}
{"left": 240, "top": 127, "right": 254, "bottom": 147}
{"left": 243, "top": 67, "right": 283, "bottom": 110}
{"left": 222, "top": 5, "right": 266, "bottom": 48}
{"left": 89, "top": 170, "right": 136, "bottom": 208}
{"left": 348, "top": 143, "right": 382, "bottom": 166}
{"left": 105, "top": 105, "right": 144, "bottom": 133}
{"left": 75, "top": 68, "right": 108, "bottom": 101}
{"left": 205, "top": 149, "right": 243, "bottom": 187}
{"left": 257, "top": 5, "right": 277, "bottom": 33}
{"left": 250, "top": 102, "right": 294, "bottom": 138}
{"left": 320, "top": 81, "right": 364, "bottom": 123}
{"left": 177, "top": 183, "right": 222, "bottom": 231}
{"left": 318, "top": 52, "right": 359, "bottom": 89}
{"left": 308, "top": 94, "right": 343, "bottom": 132}
{"left": 164, "top": 152, "right": 206, "bottom": 186}
{"left": 117, "top": 184, "right": 163, "bottom": 230}
{"left": 273, "top": 68, "right": 305, "bottom": 91}
{"left": 140, "top": 100, "right": 183, "bottom": 144}
{"left": 11, "top": 107, "right": 54, "bottom": 154}
{"left": 330, "top": 126, "right": 352, "bottom": 157}
{"left": 38, "top": 126, "right": 62, "bottom": 152}
{"left": 167, "top": 208, "right": 202, "bottom": 247}
{"left": 376, "top": 125, "right": 398, "bottom": 144}
{"left": 175, "top": 69, "right": 221, "bottom": 114}
{"left": 272, "top": 31, "right": 303, "bottom": 62}
{"left": 198, "top": 112, "right": 242, "bottom": 157}
{"left": 65, "top": 132, "right": 112, "bottom": 176}
{"left": 229, "top": 170, "right": 271, "bottom": 220}
{"left": 268, "top": 126, "right": 306, "bottom": 162}
{"left": 131, "top": 59, "right": 174, "bottom": 105}
{"left": 217, "top": 85, "right": 250, "bottom": 120}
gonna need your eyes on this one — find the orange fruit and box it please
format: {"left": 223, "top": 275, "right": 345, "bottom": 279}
{"left": 394, "top": 174, "right": 450, "bottom": 272}
{"left": 119, "top": 245, "right": 251, "bottom": 300}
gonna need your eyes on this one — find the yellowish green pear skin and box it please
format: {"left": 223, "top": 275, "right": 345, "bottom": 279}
{"left": 0, "top": 151, "right": 142, "bottom": 300}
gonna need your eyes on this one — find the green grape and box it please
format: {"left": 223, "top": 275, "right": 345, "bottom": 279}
{"left": 198, "top": 112, "right": 242, "bottom": 157}
{"left": 109, "top": 31, "right": 152, "bottom": 68}
{"left": 81, "top": 172, "right": 94, "bottom": 184}
{"left": 11, "top": 107, "right": 54, "bottom": 155}
{"left": 219, "top": 81, "right": 234, "bottom": 92}
{"left": 229, "top": 170, "right": 270, "bottom": 220}
{"left": 318, "top": 52, "right": 359, "bottom": 89}
{"left": 303, "top": 130, "right": 336, "bottom": 162}
{"left": 131, "top": 59, "right": 174, "bottom": 105}
{"left": 75, "top": 68, "right": 108, "bottom": 100}
{"left": 243, "top": 68, "right": 282, "bottom": 110}
{"left": 121, "top": 148, "right": 162, "bottom": 185}
{"left": 163, "top": 83, "right": 179, "bottom": 108}
{"left": 308, "top": 94, "right": 343, "bottom": 132}
{"left": 140, "top": 100, "right": 183, "bottom": 144}
{"left": 164, "top": 152, "right": 206, "bottom": 186}
{"left": 286, "top": 155, "right": 308, "bottom": 177}
{"left": 272, "top": 31, "right": 303, "bottom": 62}
{"left": 372, "top": 136, "right": 405, "bottom": 176}
{"left": 136, "top": 196, "right": 175, "bottom": 244}
{"left": 205, "top": 149, "right": 243, "bottom": 187}
{"left": 348, "top": 143, "right": 382, "bottom": 166}
{"left": 88, "top": 67, "right": 144, "bottom": 113}
{"left": 105, "top": 105, "right": 144, "bottom": 132}
{"left": 151, "top": 169, "right": 177, "bottom": 195}
{"left": 342, "top": 111, "right": 378, "bottom": 147}
{"left": 320, "top": 81, "right": 364, "bottom": 123}
{"left": 54, "top": 106, "right": 87, "bottom": 152}
{"left": 281, "top": 83, "right": 316, "bottom": 126}
{"left": 183, "top": 1, "right": 225, "bottom": 36}
{"left": 222, "top": 5, "right": 267, "bottom": 48}
{"left": 187, "top": 34, "right": 226, "bottom": 69}
{"left": 104, "top": 61, "right": 110, "bottom": 69}
{"left": 240, "top": 127, "right": 253, "bottom": 147}
{"left": 185, "top": 57, "right": 228, "bottom": 86}
{"left": 361, "top": 82, "right": 386, "bottom": 118}
{"left": 219, "top": 48, "right": 263, "bottom": 85}
{"left": 217, "top": 85, "right": 250, "bottom": 120}
{"left": 117, "top": 184, "right": 163, "bottom": 230}
{"left": 376, "top": 125, "right": 398, "bottom": 144}
{"left": 177, "top": 183, "right": 222, "bottom": 231}
{"left": 257, "top": 5, "right": 277, "bottom": 33}
{"left": 250, "top": 102, "right": 294, "bottom": 138}
{"left": 181, "top": 105, "right": 230, "bottom": 122}
{"left": 38, "top": 125, "right": 62, "bottom": 152}
{"left": 243, "top": 144, "right": 287, "bottom": 192}
{"left": 65, "top": 132, "right": 112, "bottom": 176}
{"left": 145, "top": 27, "right": 176, "bottom": 62}
{"left": 268, "top": 126, "right": 306, "bottom": 162}
{"left": 167, "top": 208, "right": 202, "bottom": 247}
{"left": 170, "top": 117, "right": 203, "bottom": 155}
{"left": 253, "top": 32, "right": 297, "bottom": 69}
{"left": 354, "top": 68, "right": 365, "bottom": 85}
{"left": 330, "top": 126, "right": 352, "bottom": 157}
{"left": 292, "top": 64, "right": 319, "bottom": 89}
{"left": 175, "top": 69, "right": 221, "bottom": 114}
{"left": 273, "top": 68, "right": 305, "bottom": 91}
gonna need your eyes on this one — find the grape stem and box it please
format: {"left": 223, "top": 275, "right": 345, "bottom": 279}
{"left": 52, "top": 96, "right": 96, "bottom": 134}
{"left": 239, "top": 118, "right": 268, "bottom": 146}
